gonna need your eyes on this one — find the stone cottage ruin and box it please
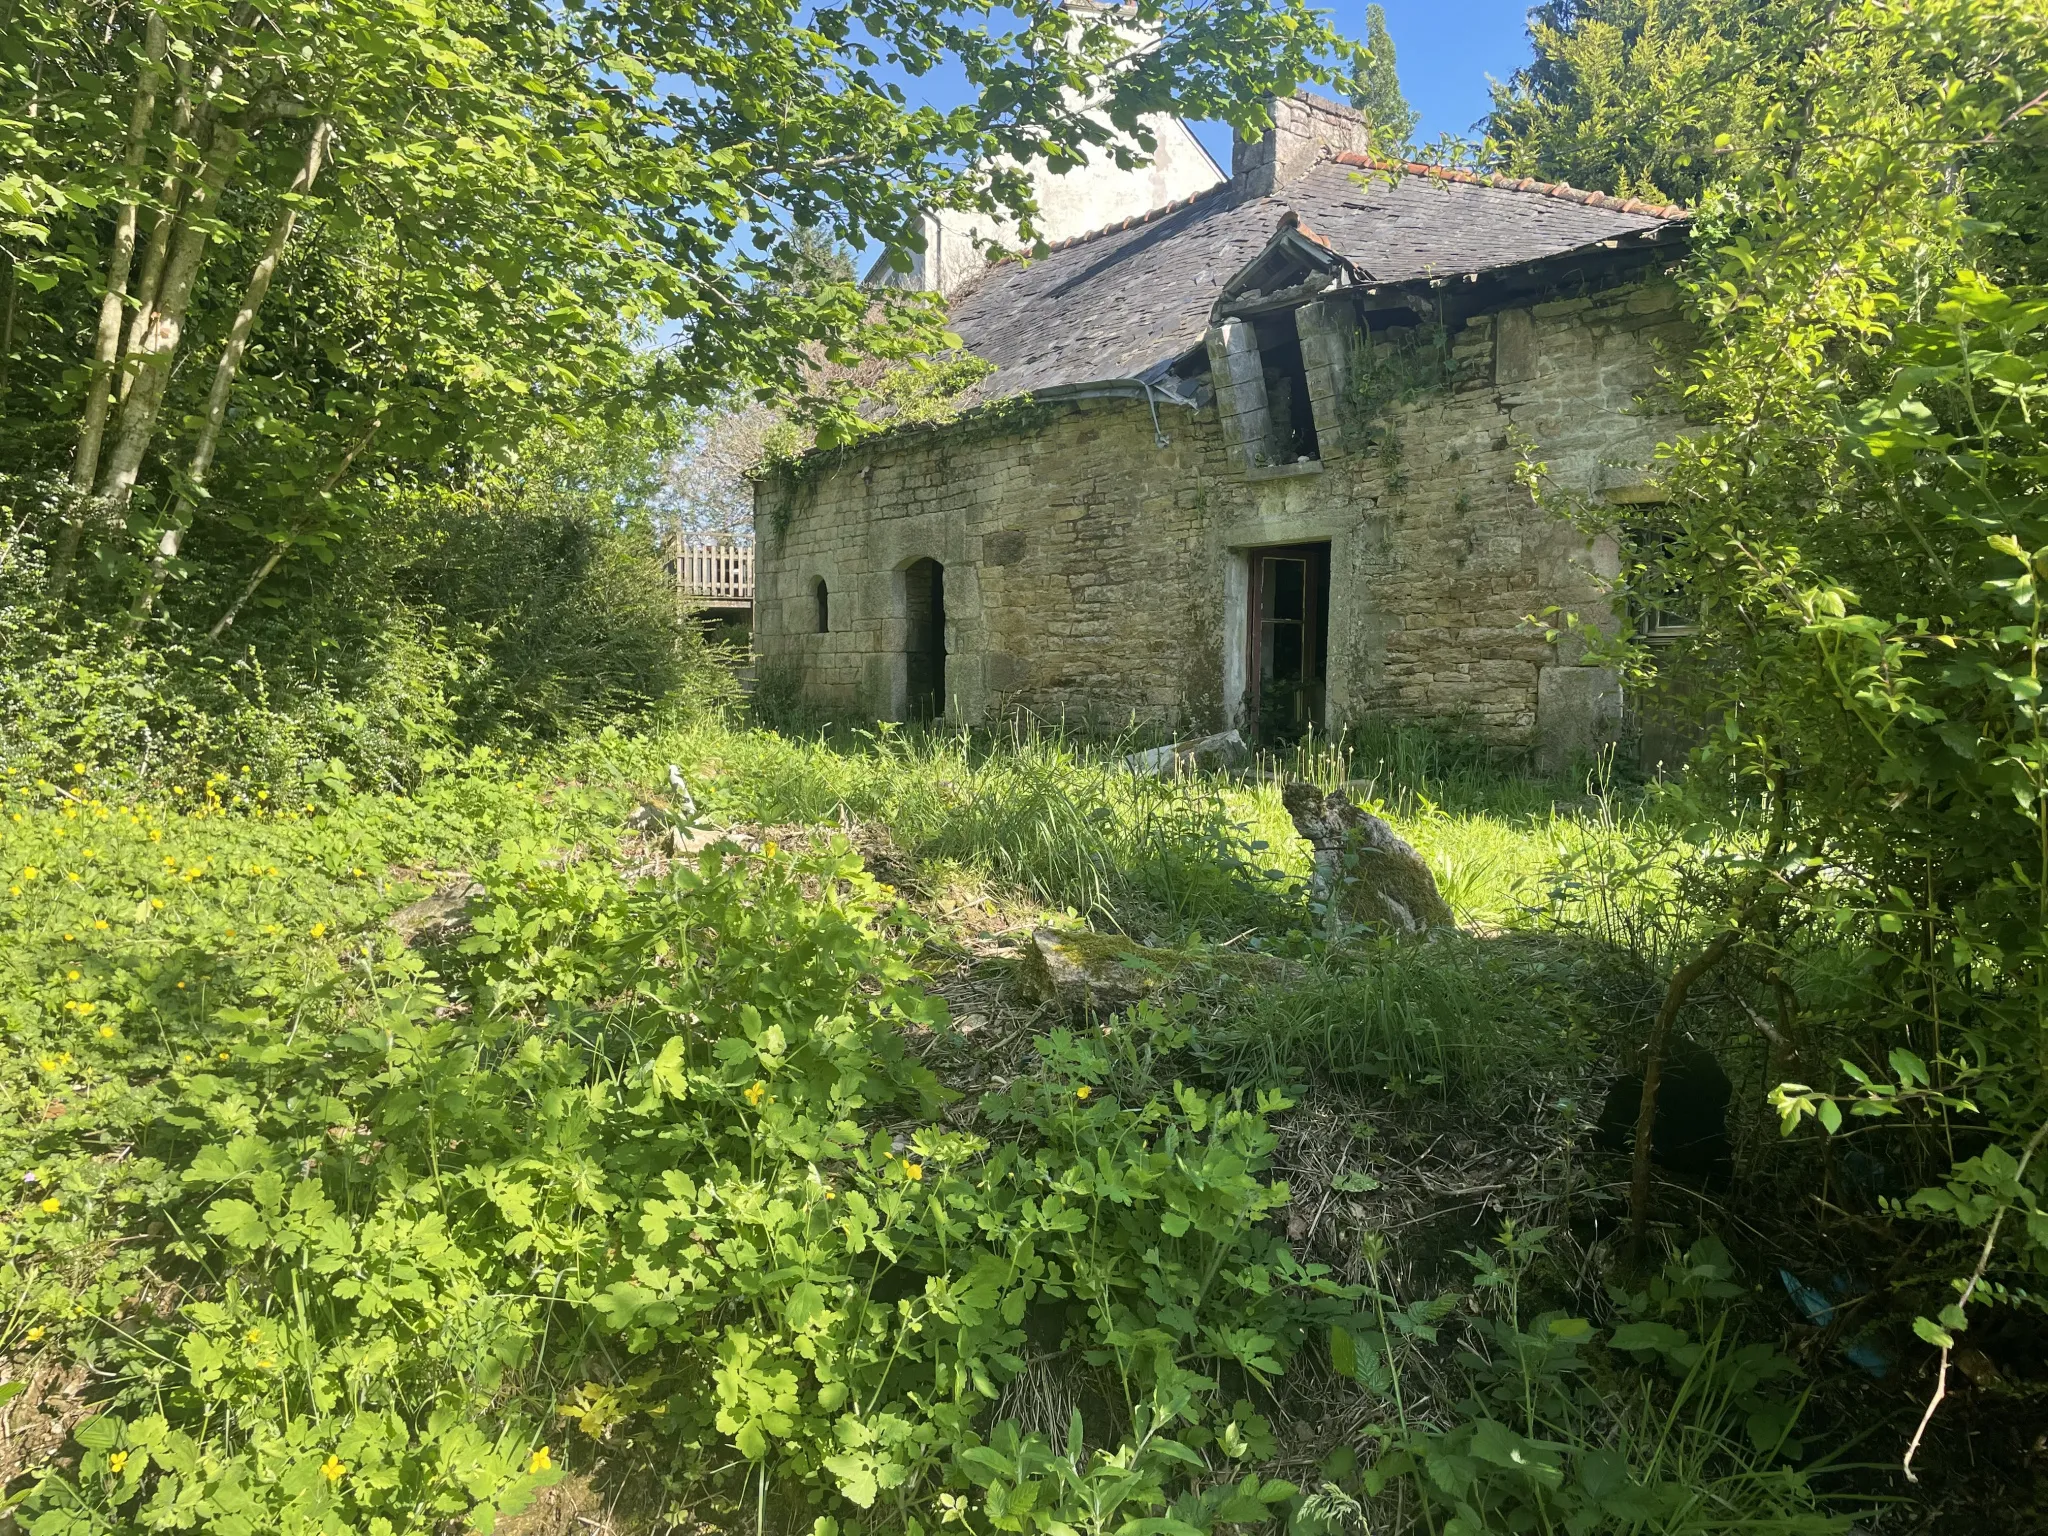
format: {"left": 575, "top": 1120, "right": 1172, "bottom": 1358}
{"left": 753, "top": 91, "right": 1690, "bottom": 765}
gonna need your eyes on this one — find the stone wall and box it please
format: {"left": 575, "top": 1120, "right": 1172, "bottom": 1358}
{"left": 754, "top": 276, "right": 1687, "bottom": 766}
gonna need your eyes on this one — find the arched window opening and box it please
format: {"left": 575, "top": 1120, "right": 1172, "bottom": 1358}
{"left": 814, "top": 577, "right": 830, "bottom": 634}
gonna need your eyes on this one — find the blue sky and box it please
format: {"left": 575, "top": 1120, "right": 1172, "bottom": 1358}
{"left": 835, "top": 2, "right": 1537, "bottom": 267}
{"left": 1184, "top": 0, "right": 1539, "bottom": 165}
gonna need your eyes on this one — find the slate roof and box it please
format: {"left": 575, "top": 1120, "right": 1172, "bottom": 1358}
{"left": 946, "top": 154, "right": 1687, "bottom": 403}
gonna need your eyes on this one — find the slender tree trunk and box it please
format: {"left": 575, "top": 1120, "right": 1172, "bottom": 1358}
{"left": 55, "top": 14, "right": 168, "bottom": 585}
{"left": 0, "top": 256, "right": 17, "bottom": 406}
{"left": 92, "top": 119, "right": 244, "bottom": 516}
{"left": 71, "top": 13, "right": 167, "bottom": 493}
{"left": 208, "top": 412, "right": 381, "bottom": 640}
{"left": 135, "top": 118, "right": 331, "bottom": 618}
{"left": 118, "top": 51, "right": 196, "bottom": 404}
{"left": 1628, "top": 928, "right": 1743, "bottom": 1256}
{"left": 1627, "top": 774, "right": 1810, "bottom": 1258}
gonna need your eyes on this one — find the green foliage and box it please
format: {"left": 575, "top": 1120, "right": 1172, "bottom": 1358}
{"left": 1351, "top": 6, "right": 1418, "bottom": 157}
{"left": 1526, "top": 0, "right": 2048, "bottom": 1432}
{"left": 0, "top": 755, "right": 1360, "bottom": 1534}
{"left": 1, "top": 0, "right": 1365, "bottom": 628}
{"left": 0, "top": 409, "right": 734, "bottom": 792}
{"left": 1484, "top": 0, "right": 1824, "bottom": 205}
{"left": 1322, "top": 1231, "right": 1845, "bottom": 1536}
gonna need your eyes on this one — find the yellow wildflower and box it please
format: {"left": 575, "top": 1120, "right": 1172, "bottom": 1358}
{"left": 247, "top": 1328, "right": 263, "bottom": 1343}
{"left": 99, "top": 1025, "right": 115, "bottom": 1039}
{"left": 320, "top": 1454, "right": 346, "bottom": 1485}
{"left": 310, "top": 923, "right": 326, "bottom": 938}
{"left": 67, "top": 969, "right": 79, "bottom": 981}
{"left": 26, "top": 1326, "right": 45, "bottom": 1342}
{"left": 108, "top": 1451, "right": 129, "bottom": 1473}
{"left": 92, "top": 918, "right": 107, "bottom": 929}
{"left": 1075, "top": 1085, "right": 1092, "bottom": 1100}
{"left": 903, "top": 1161, "right": 924, "bottom": 1181}
{"left": 528, "top": 1446, "right": 553, "bottom": 1474}
{"left": 743, "top": 1081, "right": 766, "bottom": 1106}
{"left": 40, "top": 1197, "right": 59, "bottom": 1213}
{"left": 218, "top": 1051, "right": 230, "bottom": 1061}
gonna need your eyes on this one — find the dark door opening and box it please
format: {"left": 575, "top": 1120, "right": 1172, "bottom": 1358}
{"left": 1248, "top": 543, "right": 1329, "bottom": 745}
{"left": 904, "top": 558, "right": 946, "bottom": 720}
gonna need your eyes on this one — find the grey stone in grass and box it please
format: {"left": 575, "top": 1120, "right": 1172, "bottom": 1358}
{"left": 1280, "top": 779, "right": 1454, "bottom": 934}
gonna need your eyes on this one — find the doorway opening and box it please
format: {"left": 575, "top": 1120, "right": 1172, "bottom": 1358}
{"left": 1247, "top": 542, "right": 1329, "bottom": 745}
{"left": 904, "top": 557, "right": 946, "bottom": 720}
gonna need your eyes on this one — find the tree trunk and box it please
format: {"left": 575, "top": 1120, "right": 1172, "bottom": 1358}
{"left": 208, "top": 412, "right": 381, "bottom": 641}
{"left": 1627, "top": 774, "right": 1811, "bottom": 1257}
{"left": 92, "top": 119, "right": 244, "bottom": 516}
{"left": 1628, "top": 927, "right": 1742, "bottom": 1257}
{"left": 55, "top": 14, "right": 168, "bottom": 585}
{"left": 118, "top": 52, "right": 197, "bottom": 404}
{"left": 71, "top": 13, "right": 167, "bottom": 494}
{"left": 135, "top": 119, "right": 331, "bottom": 618}
{"left": 0, "top": 256, "right": 17, "bottom": 406}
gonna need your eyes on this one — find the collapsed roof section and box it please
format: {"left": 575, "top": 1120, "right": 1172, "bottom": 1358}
{"left": 940, "top": 148, "right": 1689, "bottom": 410}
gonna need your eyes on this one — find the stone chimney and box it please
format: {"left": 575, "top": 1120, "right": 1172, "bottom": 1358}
{"left": 1231, "top": 91, "right": 1375, "bottom": 196}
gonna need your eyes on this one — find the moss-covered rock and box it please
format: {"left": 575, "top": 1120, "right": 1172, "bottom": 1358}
{"left": 1020, "top": 926, "right": 1290, "bottom": 1013}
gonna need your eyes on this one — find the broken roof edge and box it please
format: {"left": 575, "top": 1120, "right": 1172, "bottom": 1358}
{"left": 1328, "top": 152, "right": 1690, "bottom": 222}
{"left": 754, "top": 375, "right": 1199, "bottom": 482}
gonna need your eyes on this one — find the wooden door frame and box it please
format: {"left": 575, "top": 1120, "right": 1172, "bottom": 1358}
{"left": 1246, "top": 542, "right": 1330, "bottom": 737}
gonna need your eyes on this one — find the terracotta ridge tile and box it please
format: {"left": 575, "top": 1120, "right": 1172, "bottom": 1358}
{"left": 1328, "top": 151, "right": 1689, "bottom": 221}
{"left": 1033, "top": 177, "right": 1238, "bottom": 256}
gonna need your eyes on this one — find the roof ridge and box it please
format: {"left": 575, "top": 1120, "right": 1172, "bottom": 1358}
{"left": 1329, "top": 152, "right": 1689, "bottom": 220}
{"left": 972, "top": 152, "right": 1685, "bottom": 282}
{"left": 1027, "top": 176, "right": 1238, "bottom": 257}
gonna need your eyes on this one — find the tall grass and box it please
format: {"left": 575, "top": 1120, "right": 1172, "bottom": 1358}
{"left": 1192, "top": 937, "right": 1548, "bottom": 1097}
{"left": 615, "top": 712, "right": 1693, "bottom": 945}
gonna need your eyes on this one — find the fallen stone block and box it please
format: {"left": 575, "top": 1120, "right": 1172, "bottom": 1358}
{"left": 1021, "top": 926, "right": 1292, "bottom": 1013}
{"left": 1123, "top": 729, "right": 1249, "bottom": 778}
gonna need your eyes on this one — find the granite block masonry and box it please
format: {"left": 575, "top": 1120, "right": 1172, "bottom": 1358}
{"left": 755, "top": 93, "right": 1691, "bottom": 769}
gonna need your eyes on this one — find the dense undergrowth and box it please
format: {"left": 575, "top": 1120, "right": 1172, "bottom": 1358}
{"left": 0, "top": 718, "right": 1887, "bottom": 1535}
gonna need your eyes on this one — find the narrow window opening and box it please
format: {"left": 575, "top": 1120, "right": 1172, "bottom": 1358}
{"left": 1623, "top": 515, "right": 1696, "bottom": 642}
{"left": 814, "top": 577, "right": 830, "bottom": 634}
{"left": 903, "top": 558, "right": 946, "bottom": 720}
{"left": 1247, "top": 542, "right": 1330, "bottom": 744}
{"left": 1252, "top": 313, "right": 1319, "bottom": 465}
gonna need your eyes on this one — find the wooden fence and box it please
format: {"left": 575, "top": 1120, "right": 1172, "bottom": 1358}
{"left": 672, "top": 535, "right": 754, "bottom": 608}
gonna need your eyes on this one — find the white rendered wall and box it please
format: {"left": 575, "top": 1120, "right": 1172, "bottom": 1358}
{"left": 874, "top": 116, "right": 1226, "bottom": 297}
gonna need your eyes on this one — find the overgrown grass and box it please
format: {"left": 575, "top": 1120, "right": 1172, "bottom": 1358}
{"left": 0, "top": 712, "right": 1869, "bottom": 1535}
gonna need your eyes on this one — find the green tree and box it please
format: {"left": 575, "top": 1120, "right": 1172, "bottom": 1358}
{"left": 1549, "top": 0, "right": 2048, "bottom": 1463}
{"left": 1353, "top": 4, "right": 1417, "bottom": 155}
{"left": 1484, "top": 0, "right": 1821, "bottom": 204}
{"left": 0, "top": 0, "right": 1365, "bottom": 629}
